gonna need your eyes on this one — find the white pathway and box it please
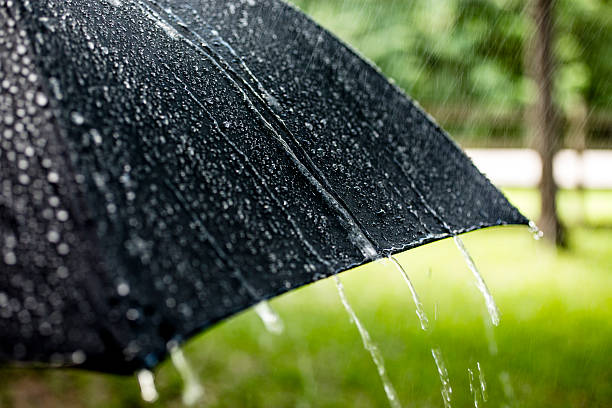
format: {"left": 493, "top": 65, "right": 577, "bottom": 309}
{"left": 465, "top": 148, "right": 612, "bottom": 189}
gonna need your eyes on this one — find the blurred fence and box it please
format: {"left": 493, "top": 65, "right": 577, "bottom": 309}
{"left": 466, "top": 148, "right": 612, "bottom": 188}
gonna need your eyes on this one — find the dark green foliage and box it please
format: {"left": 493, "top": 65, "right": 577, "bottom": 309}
{"left": 292, "top": 0, "right": 612, "bottom": 146}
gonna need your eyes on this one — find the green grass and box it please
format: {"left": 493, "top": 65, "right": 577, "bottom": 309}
{"left": 2, "top": 189, "right": 612, "bottom": 407}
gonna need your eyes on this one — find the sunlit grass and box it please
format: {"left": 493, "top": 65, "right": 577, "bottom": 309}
{"left": 1, "top": 189, "right": 611, "bottom": 407}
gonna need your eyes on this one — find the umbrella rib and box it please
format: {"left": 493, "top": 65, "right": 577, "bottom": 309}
{"left": 138, "top": 0, "right": 379, "bottom": 259}
{"left": 319, "top": 78, "right": 436, "bottom": 237}
{"left": 391, "top": 157, "right": 454, "bottom": 234}
{"left": 162, "top": 64, "right": 332, "bottom": 270}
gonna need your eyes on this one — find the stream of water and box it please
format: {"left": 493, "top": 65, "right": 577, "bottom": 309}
{"left": 136, "top": 369, "right": 159, "bottom": 403}
{"left": 431, "top": 348, "right": 453, "bottom": 408}
{"left": 387, "top": 255, "right": 430, "bottom": 331}
{"left": 334, "top": 275, "right": 402, "bottom": 408}
{"left": 168, "top": 342, "right": 205, "bottom": 406}
{"left": 254, "top": 300, "right": 285, "bottom": 335}
{"left": 453, "top": 236, "right": 500, "bottom": 326}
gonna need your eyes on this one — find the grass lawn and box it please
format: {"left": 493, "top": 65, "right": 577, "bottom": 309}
{"left": 1, "top": 189, "right": 611, "bottom": 407}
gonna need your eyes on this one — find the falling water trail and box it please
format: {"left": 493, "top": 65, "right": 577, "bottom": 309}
{"left": 477, "top": 362, "right": 488, "bottom": 402}
{"left": 387, "top": 255, "right": 429, "bottom": 330}
{"left": 168, "top": 342, "right": 205, "bottom": 406}
{"left": 431, "top": 348, "right": 452, "bottom": 408}
{"left": 528, "top": 220, "right": 544, "bottom": 240}
{"left": 392, "top": 160, "right": 501, "bottom": 326}
{"left": 453, "top": 236, "right": 500, "bottom": 326}
{"left": 468, "top": 367, "right": 479, "bottom": 408}
{"left": 483, "top": 314, "right": 498, "bottom": 356}
{"left": 499, "top": 371, "right": 515, "bottom": 402}
{"left": 136, "top": 369, "right": 159, "bottom": 403}
{"left": 254, "top": 300, "right": 284, "bottom": 335}
{"left": 334, "top": 275, "right": 402, "bottom": 408}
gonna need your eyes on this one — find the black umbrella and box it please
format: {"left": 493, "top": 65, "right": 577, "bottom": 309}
{"left": 0, "top": 0, "right": 527, "bottom": 376}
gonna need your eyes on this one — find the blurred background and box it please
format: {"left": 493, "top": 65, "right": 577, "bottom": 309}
{"left": 1, "top": 0, "right": 611, "bottom": 406}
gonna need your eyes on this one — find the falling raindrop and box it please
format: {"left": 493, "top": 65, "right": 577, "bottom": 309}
{"left": 528, "top": 220, "right": 544, "bottom": 240}
{"left": 116, "top": 281, "right": 130, "bottom": 296}
{"left": 431, "top": 348, "right": 452, "bottom": 408}
{"left": 136, "top": 369, "right": 159, "bottom": 403}
{"left": 499, "top": 371, "right": 515, "bottom": 402}
{"left": 387, "top": 255, "right": 429, "bottom": 330}
{"left": 70, "top": 111, "right": 85, "bottom": 125}
{"left": 483, "top": 315, "right": 498, "bottom": 356}
{"left": 168, "top": 342, "right": 205, "bottom": 406}
{"left": 34, "top": 92, "right": 48, "bottom": 107}
{"left": 453, "top": 236, "right": 500, "bottom": 326}
{"left": 468, "top": 367, "right": 480, "bottom": 408}
{"left": 253, "top": 300, "right": 284, "bottom": 335}
{"left": 71, "top": 350, "right": 86, "bottom": 364}
{"left": 334, "top": 275, "right": 401, "bottom": 408}
{"left": 477, "top": 362, "right": 488, "bottom": 402}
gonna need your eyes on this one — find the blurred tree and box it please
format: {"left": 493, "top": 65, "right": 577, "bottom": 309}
{"left": 291, "top": 0, "right": 612, "bottom": 148}
{"left": 526, "top": 0, "right": 564, "bottom": 245}
{"left": 291, "top": 0, "right": 612, "bottom": 245}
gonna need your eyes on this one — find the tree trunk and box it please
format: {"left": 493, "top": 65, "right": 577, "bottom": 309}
{"left": 527, "top": 0, "right": 565, "bottom": 245}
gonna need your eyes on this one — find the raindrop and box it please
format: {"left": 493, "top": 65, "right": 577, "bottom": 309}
{"left": 431, "top": 348, "right": 452, "bottom": 408}
{"left": 57, "top": 242, "right": 70, "bottom": 256}
{"left": 335, "top": 276, "right": 401, "bottom": 408}
{"left": 477, "top": 362, "right": 488, "bottom": 402}
{"left": 168, "top": 342, "right": 205, "bottom": 406}
{"left": 18, "top": 174, "right": 30, "bottom": 185}
{"left": 468, "top": 367, "right": 479, "bottom": 408}
{"left": 387, "top": 255, "right": 429, "bottom": 330}
{"left": 453, "top": 236, "right": 500, "bottom": 326}
{"left": 71, "top": 350, "right": 86, "bottom": 364}
{"left": 56, "top": 266, "right": 69, "bottom": 279}
{"left": 468, "top": 363, "right": 488, "bottom": 408}
{"left": 126, "top": 308, "right": 140, "bottom": 321}
{"left": 136, "top": 369, "right": 159, "bottom": 403}
{"left": 56, "top": 210, "right": 69, "bottom": 222}
{"left": 483, "top": 315, "right": 498, "bottom": 356}
{"left": 253, "top": 300, "right": 284, "bottom": 335}
{"left": 34, "top": 92, "right": 48, "bottom": 107}
{"left": 528, "top": 220, "right": 544, "bottom": 240}
{"left": 47, "top": 171, "right": 59, "bottom": 183}
{"left": 49, "top": 77, "right": 63, "bottom": 100}
{"left": 70, "top": 111, "right": 85, "bottom": 125}
{"left": 3, "top": 252, "right": 17, "bottom": 265}
{"left": 499, "top": 371, "right": 515, "bottom": 401}
{"left": 117, "top": 282, "right": 130, "bottom": 296}
{"left": 46, "top": 230, "right": 60, "bottom": 243}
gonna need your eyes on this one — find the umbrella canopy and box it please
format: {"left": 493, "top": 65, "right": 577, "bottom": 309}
{"left": 0, "top": 0, "right": 527, "bottom": 374}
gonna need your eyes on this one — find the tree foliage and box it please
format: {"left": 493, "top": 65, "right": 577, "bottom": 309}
{"left": 291, "top": 0, "right": 612, "bottom": 146}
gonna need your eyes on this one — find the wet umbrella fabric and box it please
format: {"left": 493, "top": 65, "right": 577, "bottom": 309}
{"left": 0, "top": 0, "right": 527, "bottom": 374}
